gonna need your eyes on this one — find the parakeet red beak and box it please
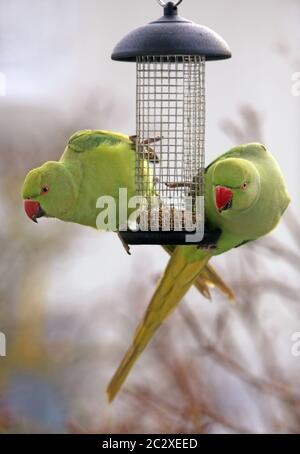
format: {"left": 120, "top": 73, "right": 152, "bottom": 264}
{"left": 215, "top": 186, "right": 233, "bottom": 212}
{"left": 24, "top": 200, "right": 45, "bottom": 223}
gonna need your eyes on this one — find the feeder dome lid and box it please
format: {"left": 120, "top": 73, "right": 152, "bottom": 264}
{"left": 111, "top": 1, "right": 231, "bottom": 62}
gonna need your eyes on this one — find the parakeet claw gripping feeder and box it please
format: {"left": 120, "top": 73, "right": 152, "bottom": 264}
{"left": 112, "top": 0, "right": 231, "bottom": 245}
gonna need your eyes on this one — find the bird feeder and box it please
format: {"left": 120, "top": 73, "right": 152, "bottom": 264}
{"left": 112, "top": 0, "right": 231, "bottom": 245}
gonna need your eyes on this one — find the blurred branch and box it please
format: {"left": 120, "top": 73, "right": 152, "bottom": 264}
{"left": 180, "top": 306, "right": 300, "bottom": 407}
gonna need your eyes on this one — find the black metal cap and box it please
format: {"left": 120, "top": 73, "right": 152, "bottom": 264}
{"left": 111, "top": 1, "right": 231, "bottom": 62}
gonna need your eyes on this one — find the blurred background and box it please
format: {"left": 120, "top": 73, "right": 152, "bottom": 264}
{"left": 0, "top": 0, "right": 299, "bottom": 433}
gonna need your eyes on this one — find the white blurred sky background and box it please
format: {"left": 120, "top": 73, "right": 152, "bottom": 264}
{"left": 0, "top": 0, "right": 299, "bottom": 336}
{"left": 1, "top": 0, "right": 299, "bottom": 166}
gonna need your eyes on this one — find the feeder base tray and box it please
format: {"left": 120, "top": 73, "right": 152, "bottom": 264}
{"left": 119, "top": 228, "right": 221, "bottom": 246}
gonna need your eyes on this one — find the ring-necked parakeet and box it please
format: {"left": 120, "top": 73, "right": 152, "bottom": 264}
{"left": 22, "top": 130, "right": 137, "bottom": 229}
{"left": 21, "top": 130, "right": 234, "bottom": 301}
{"left": 106, "top": 143, "right": 290, "bottom": 401}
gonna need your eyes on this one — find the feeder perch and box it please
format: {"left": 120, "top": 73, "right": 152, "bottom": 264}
{"left": 112, "top": 0, "right": 231, "bottom": 245}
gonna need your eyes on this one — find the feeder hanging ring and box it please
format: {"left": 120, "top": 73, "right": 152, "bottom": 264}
{"left": 156, "top": 0, "right": 183, "bottom": 8}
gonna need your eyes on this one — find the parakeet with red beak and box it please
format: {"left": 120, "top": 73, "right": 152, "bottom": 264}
{"left": 107, "top": 143, "right": 290, "bottom": 401}
{"left": 22, "top": 129, "right": 234, "bottom": 303}
{"left": 23, "top": 130, "right": 137, "bottom": 228}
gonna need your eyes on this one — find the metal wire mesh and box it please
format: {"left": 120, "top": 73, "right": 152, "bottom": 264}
{"left": 135, "top": 55, "right": 205, "bottom": 232}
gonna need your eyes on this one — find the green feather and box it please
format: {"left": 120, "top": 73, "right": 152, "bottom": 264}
{"left": 68, "top": 130, "right": 132, "bottom": 153}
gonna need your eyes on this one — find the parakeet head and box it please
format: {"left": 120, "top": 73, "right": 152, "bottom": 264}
{"left": 22, "top": 161, "right": 76, "bottom": 222}
{"left": 212, "top": 153, "right": 261, "bottom": 214}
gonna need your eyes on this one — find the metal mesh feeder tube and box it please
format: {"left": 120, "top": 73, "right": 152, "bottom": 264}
{"left": 111, "top": 1, "right": 231, "bottom": 245}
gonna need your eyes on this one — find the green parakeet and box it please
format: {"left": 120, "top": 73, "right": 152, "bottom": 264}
{"left": 106, "top": 143, "right": 290, "bottom": 401}
{"left": 22, "top": 130, "right": 136, "bottom": 229}
{"left": 22, "top": 130, "right": 234, "bottom": 301}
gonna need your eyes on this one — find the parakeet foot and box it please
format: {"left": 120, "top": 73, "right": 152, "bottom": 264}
{"left": 196, "top": 228, "right": 222, "bottom": 250}
{"left": 197, "top": 243, "right": 217, "bottom": 251}
{"left": 130, "top": 135, "right": 161, "bottom": 163}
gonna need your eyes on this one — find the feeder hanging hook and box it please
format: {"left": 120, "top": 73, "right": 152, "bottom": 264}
{"left": 156, "top": 0, "right": 183, "bottom": 8}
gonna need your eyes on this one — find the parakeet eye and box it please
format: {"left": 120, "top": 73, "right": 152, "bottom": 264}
{"left": 41, "top": 186, "right": 49, "bottom": 195}
{"left": 240, "top": 182, "right": 248, "bottom": 191}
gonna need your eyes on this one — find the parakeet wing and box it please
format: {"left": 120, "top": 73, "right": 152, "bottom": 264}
{"left": 67, "top": 129, "right": 132, "bottom": 153}
{"left": 200, "top": 263, "right": 235, "bottom": 302}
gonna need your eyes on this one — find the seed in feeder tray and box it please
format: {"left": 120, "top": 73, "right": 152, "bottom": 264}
{"left": 139, "top": 206, "right": 200, "bottom": 232}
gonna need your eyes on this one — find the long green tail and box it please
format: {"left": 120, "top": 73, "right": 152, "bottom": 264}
{"left": 107, "top": 247, "right": 211, "bottom": 402}
{"left": 163, "top": 245, "right": 235, "bottom": 302}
